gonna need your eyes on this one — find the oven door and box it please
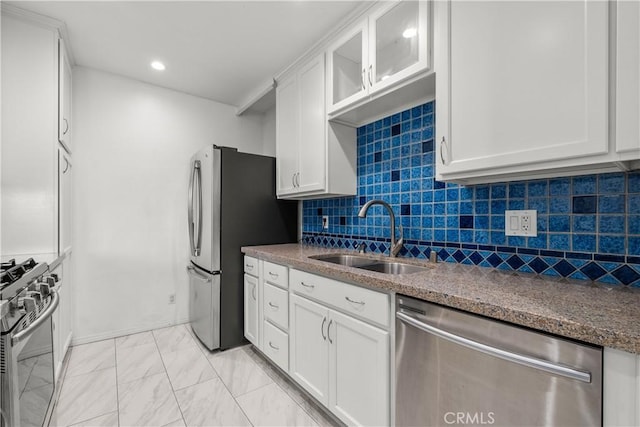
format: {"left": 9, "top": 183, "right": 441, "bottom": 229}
{"left": 1, "top": 292, "right": 58, "bottom": 427}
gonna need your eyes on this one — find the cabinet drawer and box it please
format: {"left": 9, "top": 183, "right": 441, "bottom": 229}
{"left": 290, "top": 269, "right": 390, "bottom": 328}
{"left": 244, "top": 256, "right": 258, "bottom": 276}
{"left": 264, "top": 282, "right": 289, "bottom": 330}
{"left": 263, "top": 320, "right": 289, "bottom": 372}
{"left": 263, "top": 261, "right": 288, "bottom": 289}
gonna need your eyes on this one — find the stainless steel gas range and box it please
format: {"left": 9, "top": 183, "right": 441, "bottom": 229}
{"left": 0, "top": 258, "right": 60, "bottom": 427}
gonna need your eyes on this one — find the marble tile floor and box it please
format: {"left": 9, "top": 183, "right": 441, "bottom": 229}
{"left": 48, "top": 324, "right": 341, "bottom": 427}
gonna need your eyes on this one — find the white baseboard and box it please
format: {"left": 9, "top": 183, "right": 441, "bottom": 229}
{"left": 71, "top": 317, "right": 190, "bottom": 346}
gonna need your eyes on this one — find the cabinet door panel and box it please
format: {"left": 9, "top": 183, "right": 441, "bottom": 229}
{"left": 275, "top": 76, "right": 299, "bottom": 195}
{"left": 328, "top": 309, "right": 389, "bottom": 426}
{"left": 437, "top": 0, "right": 608, "bottom": 178}
{"left": 58, "top": 38, "right": 72, "bottom": 153}
{"left": 370, "top": 0, "right": 429, "bottom": 93}
{"left": 244, "top": 274, "right": 259, "bottom": 345}
{"left": 616, "top": 0, "right": 640, "bottom": 155}
{"left": 328, "top": 21, "right": 369, "bottom": 113}
{"left": 297, "top": 54, "right": 326, "bottom": 192}
{"left": 289, "top": 294, "right": 329, "bottom": 405}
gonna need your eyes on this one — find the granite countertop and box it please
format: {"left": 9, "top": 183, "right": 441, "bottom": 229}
{"left": 242, "top": 243, "right": 640, "bottom": 355}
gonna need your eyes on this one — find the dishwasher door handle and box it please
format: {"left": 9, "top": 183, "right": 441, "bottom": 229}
{"left": 396, "top": 311, "right": 592, "bottom": 383}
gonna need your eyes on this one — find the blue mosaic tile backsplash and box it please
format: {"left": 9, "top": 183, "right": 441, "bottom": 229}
{"left": 302, "top": 101, "right": 640, "bottom": 287}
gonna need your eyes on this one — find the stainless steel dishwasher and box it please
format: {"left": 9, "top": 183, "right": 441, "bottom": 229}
{"left": 395, "top": 295, "right": 602, "bottom": 426}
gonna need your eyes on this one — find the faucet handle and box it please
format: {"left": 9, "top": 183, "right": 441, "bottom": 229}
{"left": 357, "top": 242, "right": 367, "bottom": 254}
{"left": 391, "top": 225, "right": 404, "bottom": 257}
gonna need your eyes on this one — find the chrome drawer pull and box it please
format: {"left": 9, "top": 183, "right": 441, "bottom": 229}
{"left": 268, "top": 271, "right": 279, "bottom": 278}
{"left": 268, "top": 302, "right": 279, "bottom": 310}
{"left": 245, "top": 263, "right": 253, "bottom": 269}
{"left": 300, "top": 281, "right": 314, "bottom": 289}
{"left": 345, "top": 296, "right": 365, "bottom": 306}
{"left": 269, "top": 341, "right": 279, "bottom": 351}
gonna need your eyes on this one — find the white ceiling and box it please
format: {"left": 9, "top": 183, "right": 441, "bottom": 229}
{"left": 6, "top": 1, "right": 363, "bottom": 108}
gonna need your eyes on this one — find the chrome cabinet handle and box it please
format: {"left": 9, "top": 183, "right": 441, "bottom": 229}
{"left": 268, "top": 302, "right": 279, "bottom": 309}
{"left": 345, "top": 296, "right": 365, "bottom": 306}
{"left": 63, "top": 157, "right": 69, "bottom": 174}
{"left": 269, "top": 341, "right": 279, "bottom": 351}
{"left": 440, "top": 137, "right": 447, "bottom": 165}
{"left": 300, "top": 281, "right": 314, "bottom": 289}
{"left": 252, "top": 284, "right": 256, "bottom": 301}
{"left": 327, "top": 319, "right": 333, "bottom": 344}
{"left": 368, "top": 65, "right": 373, "bottom": 86}
{"left": 268, "top": 271, "right": 279, "bottom": 279}
{"left": 396, "top": 311, "right": 592, "bottom": 383}
{"left": 63, "top": 118, "right": 69, "bottom": 135}
{"left": 245, "top": 263, "right": 253, "bottom": 270}
{"left": 295, "top": 172, "right": 300, "bottom": 187}
{"left": 361, "top": 68, "right": 366, "bottom": 90}
{"left": 321, "top": 317, "right": 327, "bottom": 340}
{"left": 292, "top": 173, "right": 296, "bottom": 188}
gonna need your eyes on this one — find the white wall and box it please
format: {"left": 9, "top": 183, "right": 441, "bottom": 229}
{"left": 72, "top": 67, "right": 265, "bottom": 343}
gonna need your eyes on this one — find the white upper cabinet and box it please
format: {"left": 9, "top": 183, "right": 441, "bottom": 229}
{"left": 276, "top": 53, "right": 356, "bottom": 200}
{"left": 435, "top": 0, "right": 613, "bottom": 184}
{"left": 327, "top": 0, "right": 430, "bottom": 116}
{"left": 616, "top": 0, "right": 640, "bottom": 159}
{"left": 58, "top": 38, "right": 72, "bottom": 154}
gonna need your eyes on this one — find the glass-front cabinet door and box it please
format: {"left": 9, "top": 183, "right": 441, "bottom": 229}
{"left": 327, "top": 22, "right": 369, "bottom": 113}
{"left": 369, "top": 0, "right": 429, "bottom": 93}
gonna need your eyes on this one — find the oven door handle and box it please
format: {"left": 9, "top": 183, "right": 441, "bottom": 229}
{"left": 396, "top": 311, "right": 592, "bottom": 383}
{"left": 12, "top": 289, "right": 59, "bottom": 345}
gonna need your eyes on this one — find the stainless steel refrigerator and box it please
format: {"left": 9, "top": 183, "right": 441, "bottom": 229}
{"left": 187, "top": 145, "right": 297, "bottom": 350}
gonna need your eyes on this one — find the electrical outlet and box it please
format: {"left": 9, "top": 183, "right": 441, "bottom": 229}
{"left": 505, "top": 210, "right": 537, "bottom": 237}
{"left": 168, "top": 294, "right": 176, "bottom": 304}
{"left": 322, "top": 215, "right": 329, "bottom": 230}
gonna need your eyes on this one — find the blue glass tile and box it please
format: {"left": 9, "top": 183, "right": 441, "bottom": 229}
{"left": 549, "top": 215, "right": 570, "bottom": 232}
{"left": 434, "top": 179, "right": 445, "bottom": 189}
{"left": 581, "top": 262, "right": 607, "bottom": 280}
{"left": 490, "top": 232, "right": 506, "bottom": 245}
{"left": 528, "top": 181, "right": 548, "bottom": 197}
{"left": 491, "top": 200, "right": 507, "bottom": 214}
{"left": 612, "top": 265, "right": 640, "bottom": 285}
{"left": 549, "top": 178, "right": 570, "bottom": 196}
{"left": 528, "top": 257, "right": 549, "bottom": 273}
{"left": 595, "top": 254, "right": 625, "bottom": 263}
{"left": 509, "top": 236, "right": 526, "bottom": 247}
{"left": 528, "top": 198, "right": 548, "bottom": 214}
{"left": 549, "top": 198, "right": 570, "bottom": 214}
{"left": 460, "top": 201, "right": 474, "bottom": 214}
{"left": 528, "top": 234, "right": 547, "bottom": 249}
{"left": 573, "top": 175, "right": 597, "bottom": 195}
{"left": 491, "top": 184, "right": 507, "bottom": 199}
{"left": 573, "top": 196, "right": 597, "bottom": 214}
{"left": 508, "top": 183, "right": 526, "bottom": 198}
{"left": 447, "top": 188, "right": 459, "bottom": 201}
{"left": 491, "top": 215, "right": 505, "bottom": 230}
{"left": 598, "top": 235, "right": 625, "bottom": 254}
{"left": 599, "top": 195, "right": 625, "bottom": 214}
{"left": 460, "top": 215, "right": 474, "bottom": 229}
{"left": 573, "top": 234, "right": 597, "bottom": 252}
{"left": 475, "top": 215, "right": 489, "bottom": 230}
{"left": 508, "top": 199, "right": 525, "bottom": 210}
{"left": 549, "top": 234, "right": 570, "bottom": 251}
{"left": 629, "top": 216, "right": 640, "bottom": 234}
{"left": 573, "top": 215, "right": 596, "bottom": 232}
{"left": 599, "top": 173, "right": 626, "bottom": 194}
{"left": 629, "top": 194, "right": 640, "bottom": 213}
{"left": 447, "top": 203, "right": 459, "bottom": 215}
{"left": 553, "top": 259, "right": 576, "bottom": 276}
{"left": 460, "top": 230, "right": 474, "bottom": 242}
{"left": 628, "top": 172, "right": 640, "bottom": 193}
{"left": 629, "top": 237, "right": 640, "bottom": 255}
{"left": 475, "top": 201, "right": 490, "bottom": 214}
{"left": 469, "top": 252, "right": 484, "bottom": 265}
{"left": 599, "top": 216, "right": 625, "bottom": 234}
{"left": 487, "top": 253, "right": 503, "bottom": 267}
{"left": 475, "top": 186, "right": 490, "bottom": 200}
{"left": 422, "top": 140, "right": 433, "bottom": 153}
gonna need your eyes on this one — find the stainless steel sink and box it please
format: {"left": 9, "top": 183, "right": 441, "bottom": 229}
{"left": 358, "top": 262, "right": 429, "bottom": 275}
{"left": 309, "top": 253, "right": 430, "bottom": 275}
{"left": 308, "top": 254, "right": 375, "bottom": 267}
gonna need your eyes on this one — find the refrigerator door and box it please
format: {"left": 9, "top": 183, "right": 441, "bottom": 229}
{"left": 188, "top": 146, "right": 221, "bottom": 273}
{"left": 187, "top": 265, "right": 220, "bottom": 350}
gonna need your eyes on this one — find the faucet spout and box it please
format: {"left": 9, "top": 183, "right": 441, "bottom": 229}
{"left": 358, "top": 199, "right": 404, "bottom": 257}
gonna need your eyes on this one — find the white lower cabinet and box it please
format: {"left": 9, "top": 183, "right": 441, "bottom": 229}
{"left": 289, "top": 293, "right": 390, "bottom": 426}
{"left": 262, "top": 320, "right": 289, "bottom": 372}
{"left": 244, "top": 273, "right": 259, "bottom": 346}
{"left": 51, "top": 257, "right": 72, "bottom": 382}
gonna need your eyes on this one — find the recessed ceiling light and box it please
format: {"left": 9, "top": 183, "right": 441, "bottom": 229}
{"left": 150, "top": 61, "right": 166, "bottom": 71}
{"left": 402, "top": 28, "right": 417, "bottom": 39}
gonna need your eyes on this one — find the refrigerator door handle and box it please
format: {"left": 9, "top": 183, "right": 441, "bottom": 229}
{"left": 187, "top": 265, "right": 211, "bottom": 282}
{"left": 188, "top": 160, "right": 202, "bottom": 257}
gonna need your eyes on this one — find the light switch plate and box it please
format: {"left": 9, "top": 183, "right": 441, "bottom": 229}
{"left": 505, "top": 210, "right": 537, "bottom": 237}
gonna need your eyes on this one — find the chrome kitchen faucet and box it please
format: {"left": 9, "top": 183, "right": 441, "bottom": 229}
{"left": 358, "top": 199, "right": 404, "bottom": 257}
